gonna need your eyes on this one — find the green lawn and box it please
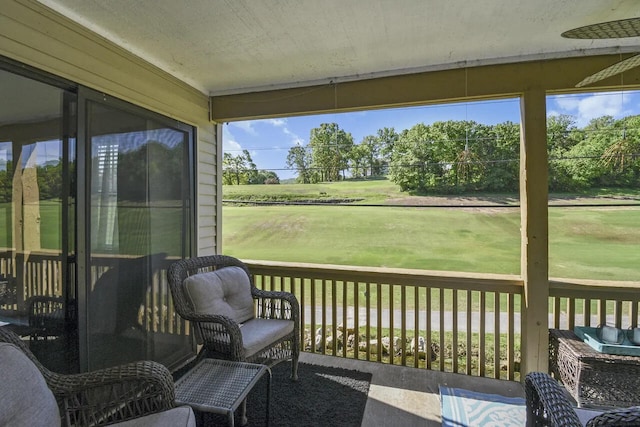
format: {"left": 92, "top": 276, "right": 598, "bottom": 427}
{"left": 224, "top": 204, "right": 522, "bottom": 273}
{"left": 0, "top": 200, "right": 185, "bottom": 256}
{"left": 0, "top": 180, "right": 636, "bottom": 282}
{"left": 223, "top": 178, "right": 402, "bottom": 204}
{"left": 224, "top": 205, "right": 640, "bottom": 280}
{"left": 223, "top": 180, "right": 640, "bottom": 281}
{"left": 548, "top": 206, "right": 640, "bottom": 280}
{"left": 0, "top": 200, "right": 62, "bottom": 249}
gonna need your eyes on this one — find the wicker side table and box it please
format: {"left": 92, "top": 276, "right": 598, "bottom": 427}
{"left": 175, "top": 359, "right": 271, "bottom": 427}
{"left": 549, "top": 329, "right": 640, "bottom": 408}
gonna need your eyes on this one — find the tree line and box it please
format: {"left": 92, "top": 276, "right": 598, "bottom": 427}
{"left": 222, "top": 151, "right": 280, "bottom": 185}
{"left": 0, "top": 141, "right": 186, "bottom": 203}
{"left": 228, "top": 114, "right": 640, "bottom": 192}
{"left": 0, "top": 161, "right": 63, "bottom": 202}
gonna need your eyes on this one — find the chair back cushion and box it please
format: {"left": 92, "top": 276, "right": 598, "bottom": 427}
{"left": 0, "top": 342, "right": 61, "bottom": 426}
{"left": 183, "top": 266, "right": 254, "bottom": 323}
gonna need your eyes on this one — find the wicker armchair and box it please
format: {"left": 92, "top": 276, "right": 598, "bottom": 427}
{"left": 27, "top": 295, "right": 69, "bottom": 339}
{"left": 525, "top": 372, "right": 640, "bottom": 426}
{"left": 0, "top": 328, "right": 194, "bottom": 426}
{"left": 167, "top": 255, "right": 300, "bottom": 380}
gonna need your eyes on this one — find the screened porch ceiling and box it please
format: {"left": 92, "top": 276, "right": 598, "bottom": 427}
{"left": 37, "top": 0, "right": 640, "bottom": 120}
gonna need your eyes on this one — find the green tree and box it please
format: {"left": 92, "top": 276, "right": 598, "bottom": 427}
{"left": 222, "top": 150, "right": 257, "bottom": 185}
{"left": 388, "top": 123, "right": 440, "bottom": 192}
{"left": 348, "top": 141, "right": 371, "bottom": 178}
{"left": 428, "top": 120, "right": 475, "bottom": 189}
{"left": 365, "top": 132, "right": 387, "bottom": 176}
{"left": 117, "top": 141, "right": 184, "bottom": 201}
{"left": 560, "top": 117, "right": 615, "bottom": 188}
{"left": 36, "top": 161, "right": 63, "bottom": 200}
{"left": 600, "top": 115, "right": 640, "bottom": 187}
{"left": 308, "top": 123, "right": 354, "bottom": 181}
{"left": 453, "top": 122, "right": 488, "bottom": 189}
{"left": 387, "top": 120, "right": 520, "bottom": 193}
{"left": 478, "top": 121, "right": 519, "bottom": 192}
{"left": 248, "top": 170, "right": 280, "bottom": 184}
{"left": 377, "top": 127, "right": 399, "bottom": 171}
{"left": 286, "top": 145, "right": 313, "bottom": 183}
{"left": 547, "top": 115, "right": 582, "bottom": 191}
{"left": 0, "top": 161, "right": 12, "bottom": 203}
{"left": 353, "top": 130, "right": 393, "bottom": 178}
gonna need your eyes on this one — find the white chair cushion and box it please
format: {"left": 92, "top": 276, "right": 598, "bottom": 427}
{"left": 111, "top": 406, "right": 196, "bottom": 427}
{"left": 183, "top": 267, "right": 254, "bottom": 323}
{"left": 0, "top": 342, "right": 61, "bottom": 427}
{"left": 240, "top": 318, "right": 294, "bottom": 358}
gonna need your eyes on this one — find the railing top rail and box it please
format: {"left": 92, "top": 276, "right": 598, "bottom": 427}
{"left": 550, "top": 278, "right": 640, "bottom": 300}
{"left": 243, "top": 259, "right": 523, "bottom": 293}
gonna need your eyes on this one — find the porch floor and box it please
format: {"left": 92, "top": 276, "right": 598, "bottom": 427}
{"left": 299, "top": 352, "right": 525, "bottom": 427}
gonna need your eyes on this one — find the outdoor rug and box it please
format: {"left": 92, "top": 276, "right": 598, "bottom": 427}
{"left": 440, "top": 386, "right": 526, "bottom": 427}
{"left": 202, "top": 362, "right": 372, "bottom": 426}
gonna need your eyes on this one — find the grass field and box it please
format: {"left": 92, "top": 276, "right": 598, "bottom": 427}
{"left": 0, "top": 199, "right": 185, "bottom": 256}
{"left": 0, "top": 200, "right": 62, "bottom": 249}
{"left": 223, "top": 179, "right": 640, "bottom": 281}
{"left": 1, "top": 180, "right": 635, "bottom": 281}
{"left": 224, "top": 204, "right": 521, "bottom": 272}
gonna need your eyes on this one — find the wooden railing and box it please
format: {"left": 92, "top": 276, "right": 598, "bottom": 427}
{"left": 0, "top": 251, "right": 186, "bottom": 336}
{"left": 4, "top": 252, "right": 640, "bottom": 379}
{"left": 246, "top": 260, "right": 524, "bottom": 380}
{"left": 246, "top": 260, "right": 640, "bottom": 381}
{"left": 549, "top": 278, "right": 640, "bottom": 330}
{"left": 0, "top": 250, "right": 66, "bottom": 309}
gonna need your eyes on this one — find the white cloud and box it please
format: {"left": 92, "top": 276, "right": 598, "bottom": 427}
{"left": 578, "top": 95, "right": 623, "bottom": 119}
{"left": 281, "top": 127, "right": 304, "bottom": 145}
{"left": 230, "top": 118, "right": 306, "bottom": 148}
{"left": 554, "top": 95, "right": 580, "bottom": 111}
{"left": 266, "top": 118, "right": 286, "bottom": 127}
{"left": 552, "top": 92, "right": 630, "bottom": 127}
{"left": 223, "top": 138, "right": 242, "bottom": 152}
{"left": 222, "top": 126, "right": 242, "bottom": 152}
{"left": 261, "top": 117, "right": 304, "bottom": 147}
{"left": 229, "top": 121, "right": 258, "bottom": 136}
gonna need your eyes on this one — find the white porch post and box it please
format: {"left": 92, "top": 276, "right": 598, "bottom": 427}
{"left": 520, "top": 89, "right": 549, "bottom": 374}
{"left": 215, "top": 122, "right": 224, "bottom": 254}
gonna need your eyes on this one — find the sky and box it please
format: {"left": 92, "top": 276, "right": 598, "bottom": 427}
{"left": 223, "top": 90, "right": 640, "bottom": 181}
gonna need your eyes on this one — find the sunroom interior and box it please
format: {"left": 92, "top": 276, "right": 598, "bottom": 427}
{"left": 1, "top": 0, "right": 639, "bottom": 401}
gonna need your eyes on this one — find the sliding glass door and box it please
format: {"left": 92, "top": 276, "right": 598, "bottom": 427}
{"left": 1, "top": 59, "right": 196, "bottom": 373}
{"left": 80, "top": 90, "right": 194, "bottom": 371}
{"left": 0, "top": 65, "right": 77, "bottom": 372}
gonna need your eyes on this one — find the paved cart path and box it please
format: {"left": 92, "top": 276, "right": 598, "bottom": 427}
{"left": 302, "top": 306, "right": 625, "bottom": 334}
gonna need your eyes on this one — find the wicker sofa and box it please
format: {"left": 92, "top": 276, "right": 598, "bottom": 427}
{"left": 525, "top": 372, "right": 640, "bottom": 426}
{"left": 0, "top": 328, "right": 195, "bottom": 426}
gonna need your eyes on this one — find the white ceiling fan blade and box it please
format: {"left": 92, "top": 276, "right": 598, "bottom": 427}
{"left": 576, "top": 54, "right": 640, "bottom": 87}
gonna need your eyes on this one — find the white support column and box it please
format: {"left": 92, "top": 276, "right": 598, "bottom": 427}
{"left": 215, "top": 123, "right": 223, "bottom": 254}
{"left": 520, "top": 89, "right": 549, "bottom": 374}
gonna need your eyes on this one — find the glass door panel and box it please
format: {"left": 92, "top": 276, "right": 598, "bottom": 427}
{"left": 0, "top": 67, "right": 77, "bottom": 372}
{"left": 85, "top": 97, "right": 193, "bottom": 371}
